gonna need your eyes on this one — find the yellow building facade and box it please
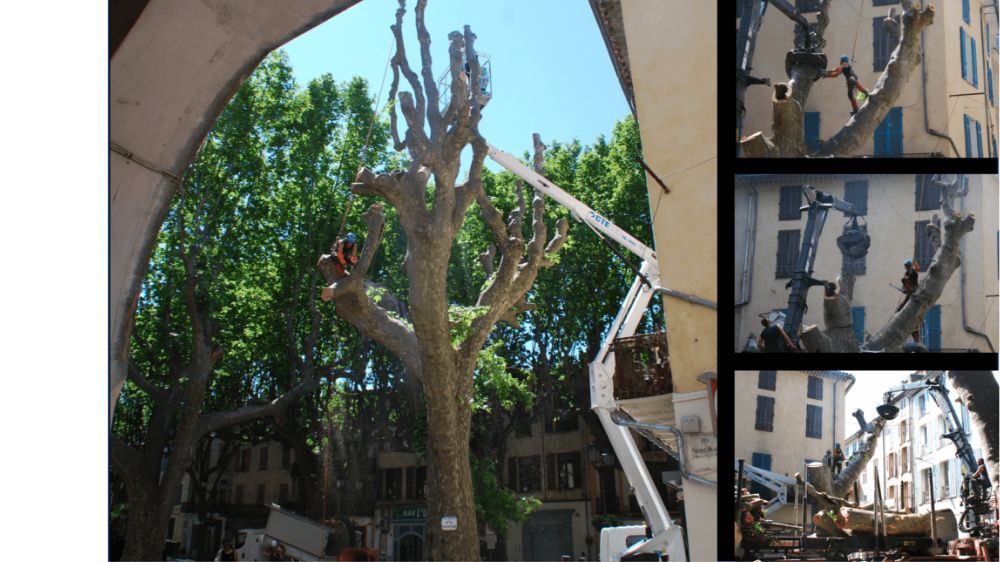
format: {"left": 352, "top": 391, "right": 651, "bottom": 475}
{"left": 734, "top": 174, "right": 999, "bottom": 352}
{"left": 734, "top": 370, "right": 855, "bottom": 523}
{"left": 739, "top": 0, "right": 999, "bottom": 157}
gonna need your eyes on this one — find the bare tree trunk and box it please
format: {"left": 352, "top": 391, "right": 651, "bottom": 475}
{"left": 948, "top": 372, "right": 999, "bottom": 485}
{"left": 316, "top": 3, "right": 568, "bottom": 558}
{"left": 836, "top": 507, "right": 933, "bottom": 536}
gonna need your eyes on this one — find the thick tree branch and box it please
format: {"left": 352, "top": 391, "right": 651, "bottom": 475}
{"left": 197, "top": 370, "right": 323, "bottom": 436}
{"left": 815, "top": 3, "right": 934, "bottom": 157}
{"left": 127, "top": 359, "right": 168, "bottom": 402}
{"left": 319, "top": 203, "right": 387, "bottom": 301}
{"left": 414, "top": 0, "right": 442, "bottom": 136}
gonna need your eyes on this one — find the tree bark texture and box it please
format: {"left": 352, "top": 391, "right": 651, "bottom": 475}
{"left": 948, "top": 372, "right": 999, "bottom": 486}
{"left": 740, "top": 0, "right": 935, "bottom": 157}
{"left": 316, "top": 2, "right": 568, "bottom": 558}
{"left": 835, "top": 507, "right": 933, "bottom": 536}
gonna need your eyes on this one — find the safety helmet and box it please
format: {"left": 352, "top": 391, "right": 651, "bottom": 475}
{"left": 840, "top": 55, "right": 850, "bottom": 64}
{"left": 904, "top": 259, "right": 913, "bottom": 266}
{"left": 346, "top": 232, "right": 357, "bottom": 243}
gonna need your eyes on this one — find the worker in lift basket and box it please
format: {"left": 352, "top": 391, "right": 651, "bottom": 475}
{"left": 824, "top": 55, "right": 869, "bottom": 115}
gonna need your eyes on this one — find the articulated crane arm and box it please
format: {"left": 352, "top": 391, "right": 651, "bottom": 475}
{"left": 487, "top": 144, "right": 712, "bottom": 561}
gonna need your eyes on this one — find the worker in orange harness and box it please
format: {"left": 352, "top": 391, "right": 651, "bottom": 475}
{"left": 825, "top": 55, "right": 869, "bottom": 115}
{"left": 896, "top": 259, "right": 922, "bottom": 343}
{"left": 331, "top": 232, "right": 359, "bottom": 279}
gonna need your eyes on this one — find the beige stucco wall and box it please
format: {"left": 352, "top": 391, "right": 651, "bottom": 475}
{"left": 619, "top": 2, "right": 717, "bottom": 558}
{"left": 733, "top": 175, "right": 999, "bottom": 352}
{"left": 110, "top": 0, "right": 361, "bottom": 420}
{"left": 740, "top": 0, "right": 999, "bottom": 157}
{"left": 621, "top": 0, "right": 716, "bottom": 395}
{"left": 734, "top": 371, "right": 850, "bottom": 524}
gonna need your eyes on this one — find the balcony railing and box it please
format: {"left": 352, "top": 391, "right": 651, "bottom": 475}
{"left": 610, "top": 332, "right": 672, "bottom": 400}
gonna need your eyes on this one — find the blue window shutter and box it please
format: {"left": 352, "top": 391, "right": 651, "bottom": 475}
{"left": 922, "top": 305, "right": 941, "bottom": 351}
{"left": 892, "top": 107, "right": 903, "bottom": 155}
{"left": 972, "top": 38, "right": 979, "bottom": 87}
{"left": 852, "top": 307, "right": 865, "bottom": 344}
{"left": 964, "top": 115, "right": 972, "bottom": 157}
{"left": 805, "top": 112, "right": 821, "bottom": 151}
{"left": 961, "top": 28, "right": 968, "bottom": 81}
{"left": 976, "top": 121, "right": 983, "bottom": 157}
{"left": 988, "top": 67, "right": 995, "bottom": 106}
{"left": 963, "top": 0, "right": 971, "bottom": 24}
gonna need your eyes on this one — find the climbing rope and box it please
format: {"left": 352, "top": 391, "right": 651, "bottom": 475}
{"left": 334, "top": 39, "right": 395, "bottom": 242}
{"left": 849, "top": 1, "right": 863, "bottom": 64}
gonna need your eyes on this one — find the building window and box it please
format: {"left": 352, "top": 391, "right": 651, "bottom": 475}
{"left": 872, "top": 0, "right": 897, "bottom": 5}
{"left": 964, "top": 114, "right": 984, "bottom": 158}
{"left": 843, "top": 180, "right": 868, "bottom": 215}
{"left": 807, "top": 376, "right": 823, "bottom": 400}
{"left": 238, "top": 448, "right": 251, "bottom": 472}
{"left": 279, "top": 483, "right": 289, "bottom": 504}
{"left": 795, "top": 0, "right": 821, "bottom": 12}
{"left": 758, "top": 370, "right": 776, "bottom": 390}
{"left": 256, "top": 484, "right": 266, "bottom": 505}
{"left": 873, "top": 107, "right": 903, "bottom": 156}
{"left": 756, "top": 395, "right": 775, "bottom": 432}
{"left": 805, "top": 112, "right": 821, "bottom": 151}
{"left": 806, "top": 404, "right": 822, "bottom": 438}
{"left": 922, "top": 305, "right": 942, "bottom": 351}
{"left": 259, "top": 446, "right": 269, "bottom": 471}
{"left": 918, "top": 393, "right": 928, "bottom": 416}
{"left": 873, "top": 16, "right": 899, "bottom": 71}
{"left": 376, "top": 468, "right": 403, "bottom": 500}
{"left": 406, "top": 466, "right": 427, "bottom": 499}
{"left": 914, "top": 175, "right": 942, "bottom": 210}
{"left": 281, "top": 446, "right": 292, "bottom": 470}
{"left": 545, "top": 412, "right": 578, "bottom": 433}
{"left": 547, "top": 452, "right": 582, "bottom": 491}
{"left": 961, "top": 27, "right": 979, "bottom": 87}
{"left": 940, "top": 460, "right": 950, "bottom": 497}
{"left": 508, "top": 456, "right": 542, "bottom": 493}
{"left": 914, "top": 219, "right": 935, "bottom": 271}
{"left": 779, "top": 185, "right": 803, "bottom": 220}
{"left": 852, "top": 306, "right": 866, "bottom": 344}
{"left": 776, "top": 230, "right": 800, "bottom": 279}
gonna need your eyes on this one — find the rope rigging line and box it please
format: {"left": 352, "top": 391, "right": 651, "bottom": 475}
{"left": 335, "top": 39, "right": 395, "bottom": 241}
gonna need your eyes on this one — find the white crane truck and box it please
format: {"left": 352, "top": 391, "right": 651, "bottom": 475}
{"left": 487, "top": 145, "right": 718, "bottom": 562}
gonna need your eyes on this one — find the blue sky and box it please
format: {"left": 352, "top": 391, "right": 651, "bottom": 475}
{"left": 283, "top": 0, "right": 630, "bottom": 168}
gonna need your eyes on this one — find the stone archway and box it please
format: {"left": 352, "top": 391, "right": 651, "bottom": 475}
{"left": 109, "top": 0, "right": 363, "bottom": 419}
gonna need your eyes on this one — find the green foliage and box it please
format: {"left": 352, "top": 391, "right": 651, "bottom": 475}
{"left": 448, "top": 304, "right": 489, "bottom": 347}
{"left": 473, "top": 342, "right": 533, "bottom": 413}
{"left": 471, "top": 457, "right": 541, "bottom": 536}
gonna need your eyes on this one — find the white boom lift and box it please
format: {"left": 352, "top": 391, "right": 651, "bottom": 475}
{"left": 487, "top": 144, "right": 718, "bottom": 562}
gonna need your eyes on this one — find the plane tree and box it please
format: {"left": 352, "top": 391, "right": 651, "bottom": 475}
{"left": 316, "top": 1, "right": 569, "bottom": 558}
{"left": 741, "top": 0, "right": 935, "bottom": 157}
{"left": 110, "top": 55, "right": 391, "bottom": 561}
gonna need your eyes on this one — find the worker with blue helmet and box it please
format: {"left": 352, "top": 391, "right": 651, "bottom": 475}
{"left": 824, "top": 54, "right": 869, "bottom": 115}
{"left": 331, "top": 232, "right": 360, "bottom": 278}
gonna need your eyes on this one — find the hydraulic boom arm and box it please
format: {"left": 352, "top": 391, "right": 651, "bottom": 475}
{"left": 486, "top": 143, "right": 692, "bottom": 561}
